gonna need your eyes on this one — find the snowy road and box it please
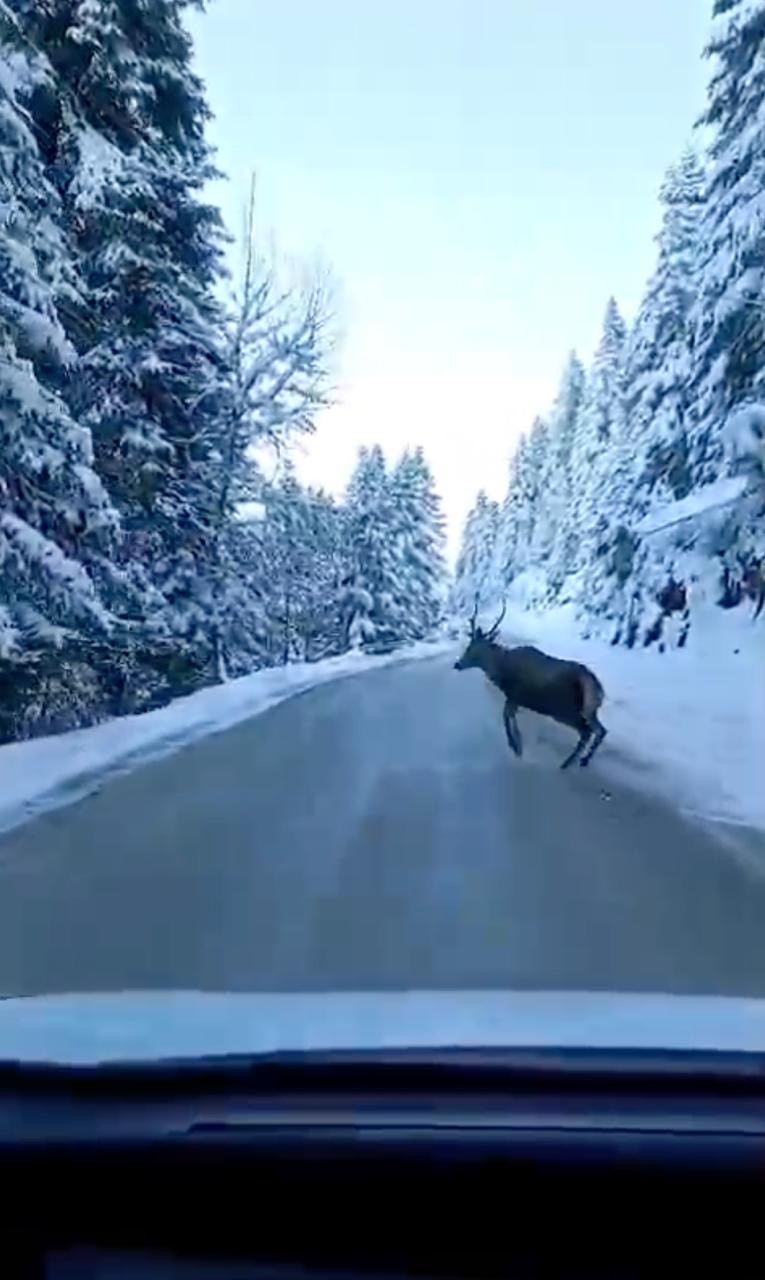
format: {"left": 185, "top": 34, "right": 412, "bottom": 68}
{"left": 0, "top": 654, "right": 764, "bottom": 998}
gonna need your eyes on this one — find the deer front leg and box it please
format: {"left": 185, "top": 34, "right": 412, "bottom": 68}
{"left": 503, "top": 700, "right": 522, "bottom": 758}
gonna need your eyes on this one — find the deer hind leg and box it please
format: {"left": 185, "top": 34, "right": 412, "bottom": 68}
{"left": 503, "top": 700, "right": 523, "bottom": 758}
{"left": 560, "top": 717, "right": 592, "bottom": 770}
{"left": 579, "top": 714, "right": 607, "bottom": 767}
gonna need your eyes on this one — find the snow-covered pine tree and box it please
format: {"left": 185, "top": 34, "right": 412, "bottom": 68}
{"left": 223, "top": 477, "right": 346, "bottom": 673}
{"left": 453, "top": 489, "right": 499, "bottom": 612}
{"left": 297, "top": 488, "right": 348, "bottom": 660}
{"left": 626, "top": 150, "right": 705, "bottom": 512}
{"left": 342, "top": 446, "right": 378, "bottom": 649}
{"left": 590, "top": 151, "right": 707, "bottom": 647}
{"left": 491, "top": 449, "right": 523, "bottom": 596}
{"left": 390, "top": 447, "right": 446, "bottom": 641}
{"left": 16, "top": 0, "right": 228, "bottom": 678}
{"left": 491, "top": 434, "right": 534, "bottom": 595}
{"left": 545, "top": 353, "right": 586, "bottom": 596}
{"left": 679, "top": 0, "right": 765, "bottom": 611}
{"left": 524, "top": 415, "right": 550, "bottom": 555}
{"left": 689, "top": 0, "right": 765, "bottom": 485}
{"left": 504, "top": 420, "right": 547, "bottom": 601}
{"left": 214, "top": 516, "right": 272, "bottom": 675}
{"left": 0, "top": 4, "right": 119, "bottom": 736}
{"left": 566, "top": 299, "right": 628, "bottom": 599}
{"left": 524, "top": 354, "right": 587, "bottom": 597}
{"left": 343, "top": 445, "right": 404, "bottom": 649}
{"left": 256, "top": 461, "right": 316, "bottom": 665}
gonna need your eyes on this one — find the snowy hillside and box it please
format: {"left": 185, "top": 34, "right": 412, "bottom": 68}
{"left": 454, "top": 5, "right": 765, "bottom": 649}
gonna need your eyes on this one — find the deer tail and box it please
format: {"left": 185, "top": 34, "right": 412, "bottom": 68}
{"left": 580, "top": 668, "right": 605, "bottom": 719}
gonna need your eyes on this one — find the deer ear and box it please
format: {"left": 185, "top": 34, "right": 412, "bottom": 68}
{"left": 475, "top": 626, "right": 484, "bottom": 639}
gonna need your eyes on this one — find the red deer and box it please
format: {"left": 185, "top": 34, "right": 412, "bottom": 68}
{"left": 742, "top": 559, "right": 764, "bottom": 620}
{"left": 454, "top": 601, "right": 608, "bottom": 769}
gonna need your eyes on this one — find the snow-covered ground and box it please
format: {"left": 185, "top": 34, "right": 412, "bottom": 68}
{"left": 0, "top": 640, "right": 451, "bottom": 838}
{"left": 491, "top": 600, "right": 765, "bottom": 834}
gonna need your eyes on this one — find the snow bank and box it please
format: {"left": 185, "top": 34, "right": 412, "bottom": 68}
{"left": 496, "top": 601, "right": 765, "bottom": 833}
{"left": 0, "top": 640, "right": 452, "bottom": 838}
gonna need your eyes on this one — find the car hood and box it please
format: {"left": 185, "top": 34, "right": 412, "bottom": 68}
{"left": 0, "top": 990, "right": 763, "bottom": 1065}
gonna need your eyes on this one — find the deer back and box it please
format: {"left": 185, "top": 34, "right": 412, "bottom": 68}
{"left": 487, "top": 644, "right": 598, "bottom": 725}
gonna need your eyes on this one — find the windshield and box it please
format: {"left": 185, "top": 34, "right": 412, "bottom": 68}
{"left": 0, "top": 0, "right": 763, "bottom": 1061}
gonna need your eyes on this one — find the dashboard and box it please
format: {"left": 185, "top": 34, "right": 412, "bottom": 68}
{"left": 2, "top": 1049, "right": 763, "bottom": 1277}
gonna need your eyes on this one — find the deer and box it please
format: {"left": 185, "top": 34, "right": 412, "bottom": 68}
{"left": 454, "top": 600, "right": 608, "bottom": 770}
{"left": 742, "top": 558, "right": 764, "bottom": 620}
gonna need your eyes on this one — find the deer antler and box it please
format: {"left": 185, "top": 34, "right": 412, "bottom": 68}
{"left": 486, "top": 600, "right": 506, "bottom": 640}
{"left": 469, "top": 594, "right": 480, "bottom": 637}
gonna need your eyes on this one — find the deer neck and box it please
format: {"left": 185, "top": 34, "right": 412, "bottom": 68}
{"left": 480, "top": 642, "right": 507, "bottom": 688}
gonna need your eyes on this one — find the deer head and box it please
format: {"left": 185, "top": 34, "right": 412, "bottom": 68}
{"left": 454, "top": 598, "right": 506, "bottom": 670}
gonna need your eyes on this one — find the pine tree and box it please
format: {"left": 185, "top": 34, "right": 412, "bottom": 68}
{"left": 674, "top": 0, "right": 765, "bottom": 618}
{"left": 491, "top": 450, "right": 522, "bottom": 594}
{"left": 17, "top": 0, "right": 228, "bottom": 667}
{"left": 567, "top": 299, "right": 627, "bottom": 577}
{"left": 391, "top": 447, "right": 446, "bottom": 640}
{"left": 298, "top": 489, "right": 348, "bottom": 661}
{"left": 626, "top": 150, "right": 704, "bottom": 511}
{"left": 454, "top": 490, "right": 499, "bottom": 611}
{"left": 257, "top": 462, "right": 315, "bottom": 664}
{"left": 509, "top": 421, "right": 546, "bottom": 589}
{"left": 343, "top": 445, "right": 402, "bottom": 649}
{"left": 585, "top": 152, "right": 707, "bottom": 647}
{"left": 690, "top": 0, "right": 765, "bottom": 484}
{"left": 342, "top": 447, "right": 379, "bottom": 648}
{"left": 488, "top": 372, "right": 583, "bottom": 609}
{"left": 492, "top": 439, "right": 529, "bottom": 592}
{"left": 546, "top": 353, "right": 586, "bottom": 594}
{"left": 230, "top": 475, "right": 347, "bottom": 672}
{"left": 526, "top": 356, "right": 587, "bottom": 589}
{"left": 0, "top": 5, "right": 117, "bottom": 722}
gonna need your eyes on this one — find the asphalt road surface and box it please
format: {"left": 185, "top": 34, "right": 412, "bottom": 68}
{"left": 1, "top": 655, "right": 764, "bottom": 998}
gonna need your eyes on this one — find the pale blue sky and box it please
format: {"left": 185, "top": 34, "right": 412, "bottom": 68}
{"left": 189, "top": 0, "right": 711, "bottom": 551}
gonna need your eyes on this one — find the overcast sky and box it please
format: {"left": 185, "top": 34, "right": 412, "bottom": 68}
{"left": 189, "top": 0, "right": 711, "bottom": 554}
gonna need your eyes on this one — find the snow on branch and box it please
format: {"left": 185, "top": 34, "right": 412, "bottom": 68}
{"left": 635, "top": 475, "right": 750, "bottom": 537}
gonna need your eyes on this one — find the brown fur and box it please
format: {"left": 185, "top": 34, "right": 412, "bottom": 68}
{"left": 455, "top": 630, "right": 608, "bottom": 770}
